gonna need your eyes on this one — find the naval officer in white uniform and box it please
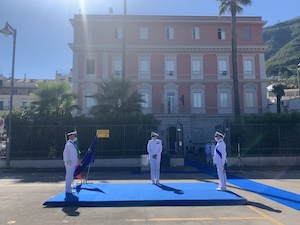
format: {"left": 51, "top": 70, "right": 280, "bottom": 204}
{"left": 63, "top": 131, "right": 79, "bottom": 196}
{"left": 147, "top": 132, "right": 162, "bottom": 185}
{"left": 213, "top": 131, "right": 227, "bottom": 191}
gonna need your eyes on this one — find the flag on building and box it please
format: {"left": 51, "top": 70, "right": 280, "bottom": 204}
{"left": 180, "top": 94, "right": 185, "bottom": 106}
{"left": 74, "top": 136, "right": 97, "bottom": 177}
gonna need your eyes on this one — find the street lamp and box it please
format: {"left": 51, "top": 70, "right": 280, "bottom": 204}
{"left": 0, "top": 22, "right": 17, "bottom": 169}
{"left": 122, "top": 0, "right": 127, "bottom": 81}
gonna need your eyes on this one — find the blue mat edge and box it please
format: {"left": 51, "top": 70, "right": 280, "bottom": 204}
{"left": 44, "top": 198, "right": 247, "bottom": 207}
{"left": 185, "top": 160, "right": 300, "bottom": 211}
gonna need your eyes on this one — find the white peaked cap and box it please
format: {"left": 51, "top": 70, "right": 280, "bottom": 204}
{"left": 214, "top": 131, "right": 224, "bottom": 138}
{"left": 151, "top": 132, "right": 159, "bottom": 137}
{"left": 67, "top": 131, "right": 77, "bottom": 136}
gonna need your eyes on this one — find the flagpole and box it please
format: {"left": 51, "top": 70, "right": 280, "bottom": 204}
{"left": 85, "top": 164, "right": 91, "bottom": 184}
{"left": 84, "top": 132, "right": 98, "bottom": 184}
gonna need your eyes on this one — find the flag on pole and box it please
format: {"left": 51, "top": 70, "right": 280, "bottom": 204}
{"left": 74, "top": 136, "right": 97, "bottom": 177}
{"left": 74, "top": 135, "right": 81, "bottom": 157}
{"left": 180, "top": 94, "right": 185, "bottom": 106}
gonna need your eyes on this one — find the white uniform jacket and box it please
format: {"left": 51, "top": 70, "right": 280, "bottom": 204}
{"left": 63, "top": 140, "right": 78, "bottom": 165}
{"left": 147, "top": 139, "right": 162, "bottom": 158}
{"left": 213, "top": 139, "right": 227, "bottom": 166}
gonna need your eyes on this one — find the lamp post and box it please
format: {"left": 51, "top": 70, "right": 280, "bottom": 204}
{"left": 0, "top": 22, "right": 17, "bottom": 169}
{"left": 122, "top": 0, "right": 127, "bottom": 81}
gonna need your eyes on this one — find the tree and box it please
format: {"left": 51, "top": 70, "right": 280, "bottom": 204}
{"left": 271, "top": 83, "right": 286, "bottom": 113}
{"left": 217, "top": 0, "right": 252, "bottom": 116}
{"left": 30, "top": 82, "right": 78, "bottom": 123}
{"left": 89, "top": 78, "right": 145, "bottom": 117}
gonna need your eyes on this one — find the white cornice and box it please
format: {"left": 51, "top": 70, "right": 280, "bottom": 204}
{"left": 69, "top": 43, "right": 268, "bottom": 52}
{"left": 71, "top": 15, "right": 265, "bottom": 25}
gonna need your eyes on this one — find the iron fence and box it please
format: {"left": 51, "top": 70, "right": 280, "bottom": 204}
{"left": 6, "top": 123, "right": 300, "bottom": 160}
{"left": 10, "top": 124, "right": 157, "bottom": 160}
{"left": 227, "top": 124, "right": 300, "bottom": 156}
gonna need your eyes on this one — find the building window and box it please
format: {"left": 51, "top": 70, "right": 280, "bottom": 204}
{"left": 165, "top": 56, "right": 177, "bottom": 79}
{"left": 243, "top": 84, "right": 258, "bottom": 114}
{"left": 82, "top": 85, "right": 98, "bottom": 115}
{"left": 192, "top": 59, "right": 201, "bottom": 75}
{"left": 163, "top": 83, "right": 178, "bottom": 114}
{"left": 218, "top": 58, "right": 229, "bottom": 77}
{"left": 218, "top": 28, "right": 226, "bottom": 40}
{"left": 140, "top": 27, "right": 148, "bottom": 39}
{"left": 166, "top": 60, "right": 175, "bottom": 75}
{"left": 0, "top": 101, "right": 3, "bottom": 110}
{"left": 219, "top": 92, "right": 229, "bottom": 107}
{"left": 139, "top": 57, "right": 150, "bottom": 79}
{"left": 115, "top": 27, "right": 122, "bottom": 39}
{"left": 191, "top": 55, "right": 204, "bottom": 79}
{"left": 193, "top": 93, "right": 202, "bottom": 108}
{"left": 244, "top": 59, "right": 254, "bottom": 75}
{"left": 86, "top": 59, "right": 95, "bottom": 74}
{"left": 112, "top": 57, "right": 122, "bottom": 76}
{"left": 243, "top": 27, "right": 251, "bottom": 40}
{"left": 88, "top": 26, "right": 94, "bottom": 39}
{"left": 166, "top": 27, "right": 174, "bottom": 40}
{"left": 245, "top": 92, "right": 255, "bottom": 107}
{"left": 217, "top": 83, "right": 232, "bottom": 114}
{"left": 85, "top": 93, "right": 96, "bottom": 109}
{"left": 141, "top": 92, "right": 149, "bottom": 108}
{"left": 137, "top": 83, "right": 152, "bottom": 114}
{"left": 190, "top": 83, "right": 205, "bottom": 114}
{"left": 167, "top": 92, "right": 176, "bottom": 114}
{"left": 242, "top": 55, "right": 255, "bottom": 79}
{"left": 192, "top": 27, "right": 200, "bottom": 40}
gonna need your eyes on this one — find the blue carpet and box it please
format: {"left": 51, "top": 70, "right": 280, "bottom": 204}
{"left": 43, "top": 182, "right": 246, "bottom": 207}
{"left": 186, "top": 160, "right": 300, "bottom": 211}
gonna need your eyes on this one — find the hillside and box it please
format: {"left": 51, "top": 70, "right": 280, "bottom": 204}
{"left": 263, "top": 16, "right": 300, "bottom": 77}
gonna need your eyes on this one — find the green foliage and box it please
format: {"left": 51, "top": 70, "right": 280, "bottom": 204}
{"left": 89, "top": 78, "right": 145, "bottom": 117}
{"left": 30, "top": 82, "right": 79, "bottom": 124}
{"left": 2, "top": 79, "right": 160, "bottom": 159}
{"left": 229, "top": 112, "right": 300, "bottom": 124}
{"left": 217, "top": 0, "right": 252, "bottom": 15}
{"left": 217, "top": 0, "right": 252, "bottom": 116}
{"left": 264, "top": 16, "right": 300, "bottom": 77}
{"left": 271, "top": 83, "right": 286, "bottom": 114}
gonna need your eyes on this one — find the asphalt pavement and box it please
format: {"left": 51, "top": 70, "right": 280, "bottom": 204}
{"left": 0, "top": 164, "right": 299, "bottom": 225}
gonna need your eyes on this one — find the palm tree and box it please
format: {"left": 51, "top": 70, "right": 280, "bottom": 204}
{"left": 217, "top": 0, "right": 252, "bottom": 116}
{"left": 89, "top": 78, "right": 144, "bottom": 117}
{"left": 31, "top": 82, "right": 78, "bottom": 119}
{"left": 271, "top": 83, "right": 286, "bottom": 113}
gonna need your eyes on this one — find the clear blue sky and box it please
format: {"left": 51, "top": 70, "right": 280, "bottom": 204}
{"left": 0, "top": 0, "right": 299, "bottom": 80}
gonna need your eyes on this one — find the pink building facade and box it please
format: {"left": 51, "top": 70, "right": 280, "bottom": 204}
{"left": 69, "top": 15, "right": 267, "bottom": 153}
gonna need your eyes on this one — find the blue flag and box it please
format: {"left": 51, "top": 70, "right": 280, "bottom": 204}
{"left": 74, "top": 137, "right": 97, "bottom": 176}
